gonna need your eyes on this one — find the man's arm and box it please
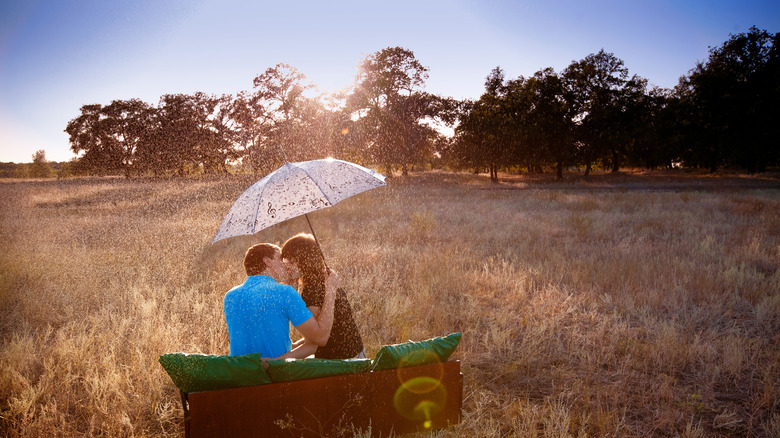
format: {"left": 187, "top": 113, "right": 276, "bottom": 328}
{"left": 288, "top": 305, "right": 322, "bottom": 352}
{"left": 286, "top": 340, "right": 319, "bottom": 359}
{"left": 286, "top": 306, "right": 322, "bottom": 358}
{"left": 294, "top": 270, "right": 339, "bottom": 346}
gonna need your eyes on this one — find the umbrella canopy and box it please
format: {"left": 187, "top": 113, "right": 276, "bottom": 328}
{"left": 213, "top": 158, "right": 386, "bottom": 244}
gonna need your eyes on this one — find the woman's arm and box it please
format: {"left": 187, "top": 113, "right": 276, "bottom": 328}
{"left": 294, "top": 270, "right": 339, "bottom": 346}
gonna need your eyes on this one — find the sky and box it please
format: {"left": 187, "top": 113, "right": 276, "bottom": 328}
{"left": 1, "top": 0, "right": 778, "bottom": 164}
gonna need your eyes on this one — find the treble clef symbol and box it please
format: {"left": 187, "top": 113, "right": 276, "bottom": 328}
{"left": 267, "top": 202, "right": 276, "bottom": 218}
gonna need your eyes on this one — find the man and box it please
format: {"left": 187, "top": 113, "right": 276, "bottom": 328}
{"left": 223, "top": 243, "right": 338, "bottom": 359}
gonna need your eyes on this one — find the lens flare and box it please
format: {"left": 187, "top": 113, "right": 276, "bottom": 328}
{"left": 393, "top": 376, "right": 447, "bottom": 423}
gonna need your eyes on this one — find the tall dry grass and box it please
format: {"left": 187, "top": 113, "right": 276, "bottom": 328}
{"left": 0, "top": 171, "right": 778, "bottom": 437}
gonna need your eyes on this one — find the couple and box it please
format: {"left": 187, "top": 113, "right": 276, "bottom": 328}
{"left": 223, "top": 233, "right": 364, "bottom": 361}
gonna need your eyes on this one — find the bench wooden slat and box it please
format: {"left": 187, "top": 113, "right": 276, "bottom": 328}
{"left": 184, "top": 360, "right": 462, "bottom": 437}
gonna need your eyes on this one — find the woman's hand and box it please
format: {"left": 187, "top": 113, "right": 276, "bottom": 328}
{"left": 325, "top": 268, "right": 340, "bottom": 291}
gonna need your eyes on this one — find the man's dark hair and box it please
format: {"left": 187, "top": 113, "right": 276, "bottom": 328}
{"left": 244, "top": 243, "right": 280, "bottom": 276}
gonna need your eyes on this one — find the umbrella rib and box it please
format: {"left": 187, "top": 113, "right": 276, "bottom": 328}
{"left": 292, "top": 161, "right": 334, "bottom": 205}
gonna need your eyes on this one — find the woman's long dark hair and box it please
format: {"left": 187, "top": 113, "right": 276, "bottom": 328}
{"left": 281, "top": 233, "right": 326, "bottom": 287}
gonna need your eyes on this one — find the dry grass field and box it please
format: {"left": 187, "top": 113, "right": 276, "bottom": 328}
{"left": 1, "top": 170, "right": 779, "bottom": 437}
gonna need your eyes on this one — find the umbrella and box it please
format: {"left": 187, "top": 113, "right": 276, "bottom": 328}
{"left": 212, "top": 158, "right": 386, "bottom": 262}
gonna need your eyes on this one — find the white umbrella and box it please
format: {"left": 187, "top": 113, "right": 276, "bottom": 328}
{"left": 212, "top": 159, "right": 386, "bottom": 256}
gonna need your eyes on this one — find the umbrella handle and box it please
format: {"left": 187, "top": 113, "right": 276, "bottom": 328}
{"left": 304, "top": 214, "right": 329, "bottom": 271}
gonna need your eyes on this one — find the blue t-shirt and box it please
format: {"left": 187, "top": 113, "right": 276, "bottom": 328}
{"left": 224, "top": 275, "right": 313, "bottom": 357}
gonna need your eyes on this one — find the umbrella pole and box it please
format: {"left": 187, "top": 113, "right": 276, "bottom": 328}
{"left": 304, "top": 214, "right": 329, "bottom": 271}
{"left": 278, "top": 144, "right": 289, "bottom": 163}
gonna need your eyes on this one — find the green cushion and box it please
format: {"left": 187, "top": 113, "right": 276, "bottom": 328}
{"left": 265, "top": 358, "right": 372, "bottom": 382}
{"left": 372, "top": 332, "right": 462, "bottom": 371}
{"left": 158, "top": 352, "right": 271, "bottom": 393}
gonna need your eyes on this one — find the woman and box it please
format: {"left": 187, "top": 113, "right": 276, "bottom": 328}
{"left": 281, "top": 233, "right": 365, "bottom": 359}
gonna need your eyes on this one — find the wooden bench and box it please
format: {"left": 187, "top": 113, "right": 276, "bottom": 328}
{"left": 179, "top": 360, "right": 462, "bottom": 437}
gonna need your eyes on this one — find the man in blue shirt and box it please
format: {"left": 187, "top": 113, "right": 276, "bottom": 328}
{"left": 224, "top": 243, "right": 338, "bottom": 359}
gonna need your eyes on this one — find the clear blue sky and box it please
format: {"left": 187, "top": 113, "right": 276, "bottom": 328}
{"left": 1, "top": 0, "right": 778, "bottom": 163}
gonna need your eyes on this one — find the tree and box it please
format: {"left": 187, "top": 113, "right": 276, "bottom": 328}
{"left": 251, "top": 63, "right": 315, "bottom": 165}
{"left": 66, "top": 103, "right": 124, "bottom": 175}
{"left": 652, "top": 89, "right": 686, "bottom": 169}
{"left": 201, "top": 94, "right": 238, "bottom": 174}
{"left": 454, "top": 99, "right": 503, "bottom": 181}
{"left": 183, "top": 92, "right": 234, "bottom": 174}
{"left": 624, "top": 86, "right": 672, "bottom": 169}
{"left": 601, "top": 74, "right": 649, "bottom": 172}
{"left": 453, "top": 66, "right": 576, "bottom": 180}
{"left": 523, "top": 68, "right": 576, "bottom": 179}
{"left": 564, "top": 50, "right": 631, "bottom": 174}
{"left": 682, "top": 27, "right": 779, "bottom": 172}
{"left": 452, "top": 67, "right": 514, "bottom": 182}
{"left": 230, "top": 89, "right": 272, "bottom": 174}
{"left": 136, "top": 94, "right": 196, "bottom": 175}
{"left": 499, "top": 75, "right": 537, "bottom": 173}
{"left": 294, "top": 94, "right": 345, "bottom": 161}
{"left": 100, "top": 99, "right": 153, "bottom": 177}
{"left": 30, "top": 150, "right": 55, "bottom": 178}
{"left": 67, "top": 99, "right": 160, "bottom": 176}
{"left": 134, "top": 92, "right": 230, "bottom": 176}
{"left": 348, "top": 47, "right": 431, "bottom": 175}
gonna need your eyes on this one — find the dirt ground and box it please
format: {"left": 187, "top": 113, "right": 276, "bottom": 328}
{"left": 425, "top": 168, "right": 780, "bottom": 192}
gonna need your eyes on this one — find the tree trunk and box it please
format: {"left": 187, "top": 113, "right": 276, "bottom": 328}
{"left": 556, "top": 161, "right": 563, "bottom": 179}
{"left": 611, "top": 150, "right": 620, "bottom": 172}
{"left": 709, "top": 155, "right": 718, "bottom": 173}
{"left": 708, "top": 143, "right": 718, "bottom": 173}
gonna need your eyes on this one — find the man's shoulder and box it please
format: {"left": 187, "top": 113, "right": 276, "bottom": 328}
{"left": 239, "top": 275, "right": 298, "bottom": 295}
{"left": 264, "top": 281, "right": 299, "bottom": 297}
{"left": 226, "top": 276, "right": 268, "bottom": 297}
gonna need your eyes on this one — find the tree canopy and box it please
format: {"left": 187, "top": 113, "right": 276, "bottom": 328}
{"left": 60, "top": 29, "right": 779, "bottom": 179}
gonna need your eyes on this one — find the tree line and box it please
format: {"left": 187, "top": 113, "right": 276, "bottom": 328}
{"left": 0, "top": 150, "right": 63, "bottom": 178}
{"left": 63, "top": 27, "right": 778, "bottom": 179}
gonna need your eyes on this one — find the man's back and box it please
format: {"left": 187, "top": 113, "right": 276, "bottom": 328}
{"left": 224, "top": 275, "right": 312, "bottom": 357}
